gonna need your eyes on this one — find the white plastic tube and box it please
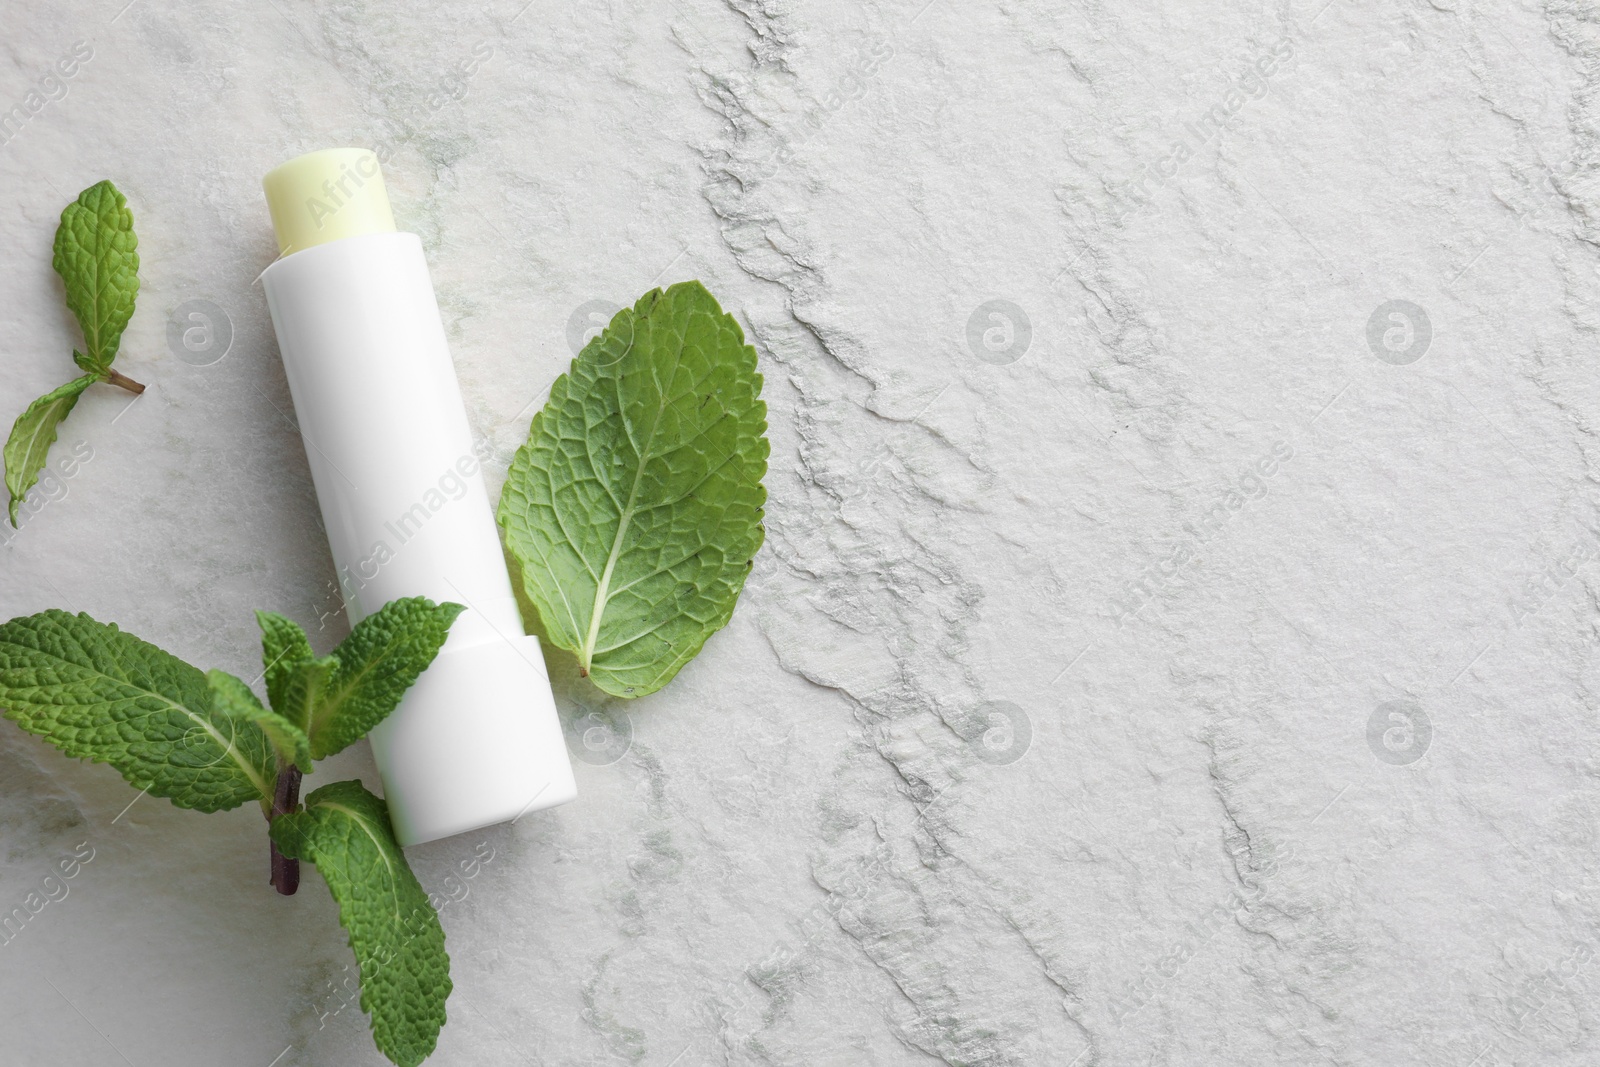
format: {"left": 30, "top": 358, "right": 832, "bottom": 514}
{"left": 259, "top": 148, "right": 575, "bottom": 846}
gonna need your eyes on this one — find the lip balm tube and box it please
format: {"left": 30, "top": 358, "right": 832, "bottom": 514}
{"left": 258, "top": 147, "right": 576, "bottom": 846}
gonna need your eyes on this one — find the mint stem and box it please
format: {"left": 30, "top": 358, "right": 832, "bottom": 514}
{"left": 268, "top": 764, "right": 302, "bottom": 895}
{"left": 104, "top": 368, "right": 145, "bottom": 395}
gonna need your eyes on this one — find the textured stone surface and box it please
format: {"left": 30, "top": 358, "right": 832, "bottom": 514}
{"left": 3, "top": 1, "right": 1599, "bottom": 1064}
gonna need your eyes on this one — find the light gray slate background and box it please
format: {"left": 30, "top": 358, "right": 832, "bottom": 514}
{"left": 1, "top": 0, "right": 1597, "bottom": 1064}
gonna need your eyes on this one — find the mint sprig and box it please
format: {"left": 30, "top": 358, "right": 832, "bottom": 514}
{"left": 272, "top": 781, "right": 452, "bottom": 1067}
{"left": 497, "top": 280, "right": 769, "bottom": 697}
{"left": 4, "top": 180, "right": 146, "bottom": 527}
{"left": 0, "top": 597, "right": 462, "bottom": 1066}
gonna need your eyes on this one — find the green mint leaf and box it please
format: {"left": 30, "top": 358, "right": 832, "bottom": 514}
{"left": 305, "top": 597, "right": 465, "bottom": 761}
{"left": 4, "top": 374, "right": 95, "bottom": 527}
{"left": 270, "top": 780, "right": 451, "bottom": 1067}
{"left": 206, "top": 670, "right": 311, "bottom": 774}
{"left": 0, "top": 610, "right": 275, "bottom": 811}
{"left": 280, "top": 655, "right": 338, "bottom": 740}
{"left": 253, "top": 610, "right": 338, "bottom": 739}
{"left": 497, "top": 280, "right": 768, "bottom": 697}
{"left": 255, "top": 610, "right": 314, "bottom": 719}
{"left": 53, "top": 179, "right": 139, "bottom": 373}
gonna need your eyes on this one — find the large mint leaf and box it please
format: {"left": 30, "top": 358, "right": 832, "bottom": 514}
{"left": 270, "top": 781, "right": 450, "bottom": 1067}
{"left": 52, "top": 180, "right": 139, "bottom": 374}
{"left": 4, "top": 374, "right": 95, "bottom": 526}
{"left": 206, "top": 670, "right": 311, "bottom": 773}
{"left": 305, "top": 598, "right": 464, "bottom": 760}
{"left": 0, "top": 610, "right": 275, "bottom": 810}
{"left": 497, "top": 280, "right": 768, "bottom": 697}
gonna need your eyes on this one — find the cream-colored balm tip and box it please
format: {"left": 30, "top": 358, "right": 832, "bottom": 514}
{"left": 263, "top": 147, "right": 396, "bottom": 257}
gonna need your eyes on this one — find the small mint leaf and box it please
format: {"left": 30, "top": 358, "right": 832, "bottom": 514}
{"left": 0, "top": 610, "right": 275, "bottom": 810}
{"left": 280, "top": 655, "right": 337, "bottom": 739}
{"left": 4, "top": 374, "right": 96, "bottom": 527}
{"left": 206, "top": 670, "right": 311, "bottom": 774}
{"left": 71, "top": 349, "right": 102, "bottom": 375}
{"left": 497, "top": 280, "right": 768, "bottom": 697}
{"left": 270, "top": 780, "right": 450, "bottom": 1067}
{"left": 53, "top": 179, "right": 139, "bottom": 371}
{"left": 255, "top": 610, "right": 314, "bottom": 721}
{"left": 306, "top": 597, "right": 464, "bottom": 761}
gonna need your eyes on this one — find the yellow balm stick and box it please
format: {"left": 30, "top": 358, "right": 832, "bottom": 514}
{"left": 262, "top": 147, "right": 396, "bottom": 257}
